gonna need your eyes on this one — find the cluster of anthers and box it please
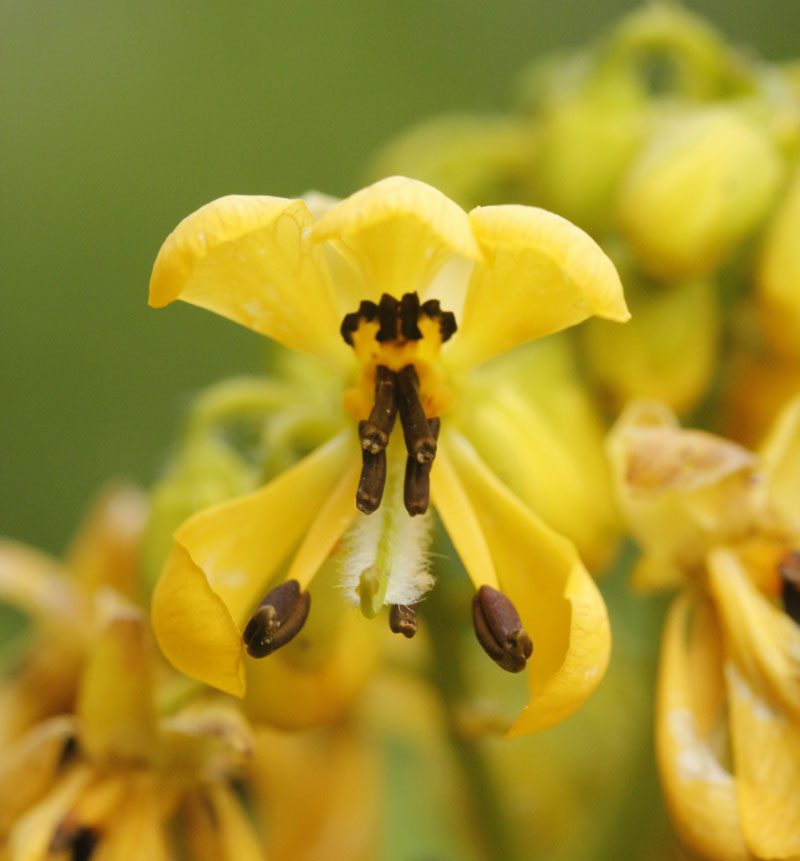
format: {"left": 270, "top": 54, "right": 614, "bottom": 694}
{"left": 242, "top": 290, "right": 533, "bottom": 674}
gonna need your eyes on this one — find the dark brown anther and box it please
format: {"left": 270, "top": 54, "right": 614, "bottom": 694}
{"left": 340, "top": 299, "right": 379, "bottom": 345}
{"left": 404, "top": 417, "right": 440, "bottom": 516}
{"left": 359, "top": 365, "right": 398, "bottom": 454}
{"left": 242, "top": 579, "right": 311, "bottom": 658}
{"left": 376, "top": 293, "right": 401, "bottom": 342}
{"left": 420, "top": 298, "right": 457, "bottom": 342}
{"left": 389, "top": 604, "right": 418, "bottom": 638}
{"left": 400, "top": 292, "right": 423, "bottom": 340}
{"left": 472, "top": 585, "right": 533, "bottom": 673}
{"left": 356, "top": 440, "right": 387, "bottom": 514}
{"left": 779, "top": 551, "right": 800, "bottom": 625}
{"left": 396, "top": 364, "right": 437, "bottom": 465}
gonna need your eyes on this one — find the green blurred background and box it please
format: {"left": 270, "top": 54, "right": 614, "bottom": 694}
{"left": 1, "top": 0, "right": 796, "bottom": 552}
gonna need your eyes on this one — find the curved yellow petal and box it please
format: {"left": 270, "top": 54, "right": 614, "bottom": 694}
{"left": 0, "top": 716, "right": 76, "bottom": 837}
{"left": 441, "top": 429, "right": 610, "bottom": 736}
{"left": 760, "top": 392, "right": 800, "bottom": 525}
{"left": 0, "top": 540, "right": 82, "bottom": 625}
{"left": 149, "top": 195, "right": 349, "bottom": 367}
{"left": 708, "top": 548, "right": 800, "bottom": 857}
{"left": 285, "top": 453, "right": 361, "bottom": 589}
{"left": 310, "top": 176, "right": 482, "bottom": 304}
{"left": 151, "top": 432, "right": 353, "bottom": 696}
{"left": 429, "top": 439, "right": 499, "bottom": 591}
{"left": 444, "top": 205, "right": 628, "bottom": 372}
{"left": 656, "top": 592, "right": 748, "bottom": 860}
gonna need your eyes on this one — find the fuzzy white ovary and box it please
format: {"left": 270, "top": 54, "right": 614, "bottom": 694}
{"left": 338, "top": 441, "right": 434, "bottom": 608}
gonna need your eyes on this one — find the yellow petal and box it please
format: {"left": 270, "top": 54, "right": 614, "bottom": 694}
{"left": 310, "top": 176, "right": 482, "bottom": 304}
{"left": 285, "top": 453, "right": 361, "bottom": 589}
{"left": 656, "top": 592, "right": 748, "bottom": 860}
{"left": 182, "top": 785, "right": 265, "bottom": 861}
{"left": 76, "top": 593, "right": 157, "bottom": 763}
{"left": 708, "top": 548, "right": 800, "bottom": 857}
{"left": 444, "top": 205, "right": 628, "bottom": 372}
{"left": 89, "top": 774, "right": 172, "bottom": 861}
{"left": 0, "top": 716, "right": 75, "bottom": 836}
{"left": 7, "top": 766, "right": 93, "bottom": 861}
{"left": 151, "top": 432, "right": 353, "bottom": 696}
{"left": 440, "top": 429, "right": 610, "bottom": 736}
{"left": 760, "top": 392, "right": 800, "bottom": 526}
{"left": 149, "top": 195, "right": 349, "bottom": 367}
{"left": 429, "top": 440, "right": 499, "bottom": 591}
{"left": 0, "top": 540, "right": 82, "bottom": 626}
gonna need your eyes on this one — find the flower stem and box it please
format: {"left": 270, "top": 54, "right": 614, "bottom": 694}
{"left": 424, "top": 573, "right": 517, "bottom": 861}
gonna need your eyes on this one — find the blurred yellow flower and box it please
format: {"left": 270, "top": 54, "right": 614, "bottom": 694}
{"left": 148, "top": 175, "right": 629, "bottom": 736}
{"left": 0, "top": 489, "right": 263, "bottom": 860}
{"left": 608, "top": 398, "right": 800, "bottom": 859}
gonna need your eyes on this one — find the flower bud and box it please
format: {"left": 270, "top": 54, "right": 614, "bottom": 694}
{"left": 757, "top": 166, "right": 800, "bottom": 359}
{"left": 580, "top": 274, "right": 719, "bottom": 416}
{"left": 618, "top": 107, "right": 783, "bottom": 278}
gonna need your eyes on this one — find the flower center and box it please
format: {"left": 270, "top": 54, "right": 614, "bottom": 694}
{"left": 340, "top": 292, "right": 457, "bottom": 517}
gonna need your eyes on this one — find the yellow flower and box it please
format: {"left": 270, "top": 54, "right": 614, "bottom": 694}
{"left": 608, "top": 398, "right": 800, "bottom": 859}
{"left": 148, "top": 175, "right": 629, "bottom": 736}
{"left": 0, "top": 488, "right": 267, "bottom": 859}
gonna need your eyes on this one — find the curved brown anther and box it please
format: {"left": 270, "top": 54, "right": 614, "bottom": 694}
{"left": 396, "top": 364, "right": 437, "bottom": 465}
{"left": 356, "top": 439, "right": 387, "bottom": 514}
{"left": 389, "top": 604, "right": 418, "bottom": 638}
{"left": 404, "top": 417, "right": 440, "bottom": 516}
{"left": 779, "top": 551, "right": 800, "bottom": 625}
{"left": 242, "top": 579, "right": 311, "bottom": 658}
{"left": 472, "top": 585, "right": 532, "bottom": 673}
{"left": 359, "top": 365, "right": 398, "bottom": 454}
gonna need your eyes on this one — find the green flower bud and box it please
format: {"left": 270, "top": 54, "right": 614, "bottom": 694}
{"left": 368, "top": 113, "right": 535, "bottom": 210}
{"left": 758, "top": 165, "right": 800, "bottom": 359}
{"left": 580, "top": 274, "right": 719, "bottom": 416}
{"left": 618, "top": 107, "right": 783, "bottom": 277}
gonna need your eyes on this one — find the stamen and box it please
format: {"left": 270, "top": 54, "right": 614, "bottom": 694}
{"left": 420, "top": 298, "right": 457, "bottom": 342}
{"left": 396, "top": 364, "right": 437, "bottom": 465}
{"left": 356, "top": 441, "right": 387, "bottom": 514}
{"left": 359, "top": 365, "right": 398, "bottom": 454}
{"left": 404, "top": 417, "right": 440, "bottom": 516}
{"left": 472, "top": 585, "right": 533, "bottom": 673}
{"left": 340, "top": 300, "right": 379, "bottom": 345}
{"left": 376, "top": 293, "right": 401, "bottom": 342}
{"left": 400, "top": 292, "right": 423, "bottom": 340}
{"left": 242, "top": 579, "right": 311, "bottom": 658}
{"left": 389, "top": 604, "right": 418, "bottom": 638}
{"left": 779, "top": 551, "right": 800, "bottom": 625}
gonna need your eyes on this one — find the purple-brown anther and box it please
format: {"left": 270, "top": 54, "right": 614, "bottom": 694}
{"left": 242, "top": 579, "right": 311, "bottom": 658}
{"left": 779, "top": 551, "right": 800, "bottom": 625}
{"left": 389, "top": 604, "right": 418, "bottom": 638}
{"left": 356, "top": 439, "right": 387, "bottom": 515}
{"left": 404, "top": 417, "right": 440, "bottom": 516}
{"left": 359, "top": 365, "right": 398, "bottom": 454}
{"left": 396, "top": 364, "right": 437, "bottom": 465}
{"left": 472, "top": 584, "right": 533, "bottom": 673}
